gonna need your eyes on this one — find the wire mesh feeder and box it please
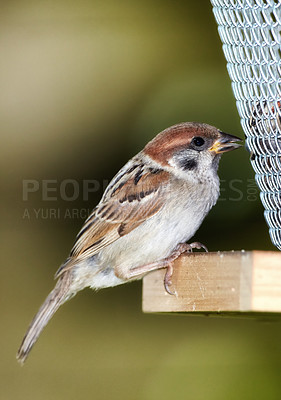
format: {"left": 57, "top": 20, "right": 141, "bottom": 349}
{"left": 210, "top": 0, "right": 281, "bottom": 250}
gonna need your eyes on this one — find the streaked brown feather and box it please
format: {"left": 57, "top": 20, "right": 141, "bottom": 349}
{"left": 65, "top": 159, "right": 170, "bottom": 263}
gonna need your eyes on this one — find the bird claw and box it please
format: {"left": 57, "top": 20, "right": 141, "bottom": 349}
{"left": 163, "top": 241, "right": 208, "bottom": 295}
{"left": 164, "top": 263, "right": 176, "bottom": 296}
{"left": 164, "top": 283, "right": 176, "bottom": 296}
{"left": 183, "top": 241, "right": 208, "bottom": 253}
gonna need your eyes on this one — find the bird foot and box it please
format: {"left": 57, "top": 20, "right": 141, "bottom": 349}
{"left": 163, "top": 241, "right": 208, "bottom": 296}
{"left": 123, "top": 241, "right": 207, "bottom": 295}
{"left": 164, "top": 263, "right": 177, "bottom": 296}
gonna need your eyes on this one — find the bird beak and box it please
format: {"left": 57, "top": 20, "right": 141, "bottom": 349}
{"left": 209, "top": 131, "right": 242, "bottom": 154}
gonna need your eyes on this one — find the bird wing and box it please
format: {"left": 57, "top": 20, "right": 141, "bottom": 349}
{"left": 69, "top": 160, "right": 170, "bottom": 261}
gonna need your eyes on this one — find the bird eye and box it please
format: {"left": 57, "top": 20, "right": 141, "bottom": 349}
{"left": 192, "top": 137, "right": 205, "bottom": 147}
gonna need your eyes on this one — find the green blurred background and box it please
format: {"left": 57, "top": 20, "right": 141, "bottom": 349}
{"left": 1, "top": 1, "right": 281, "bottom": 399}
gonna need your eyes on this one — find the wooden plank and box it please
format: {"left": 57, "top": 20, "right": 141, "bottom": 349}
{"left": 252, "top": 251, "right": 281, "bottom": 312}
{"left": 142, "top": 251, "right": 281, "bottom": 314}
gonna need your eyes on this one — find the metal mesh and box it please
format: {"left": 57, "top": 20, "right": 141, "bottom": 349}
{"left": 210, "top": 0, "right": 281, "bottom": 250}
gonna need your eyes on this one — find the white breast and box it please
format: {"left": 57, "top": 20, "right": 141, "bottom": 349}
{"left": 71, "top": 171, "right": 220, "bottom": 291}
{"left": 99, "top": 176, "right": 219, "bottom": 273}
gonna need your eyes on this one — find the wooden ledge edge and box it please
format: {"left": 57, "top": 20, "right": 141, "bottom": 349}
{"left": 142, "top": 251, "right": 281, "bottom": 314}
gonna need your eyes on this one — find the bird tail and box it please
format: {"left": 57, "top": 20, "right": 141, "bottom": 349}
{"left": 17, "top": 272, "right": 73, "bottom": 364}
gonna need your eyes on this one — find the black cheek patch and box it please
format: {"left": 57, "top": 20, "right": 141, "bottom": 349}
{"left": 179, "top": 158, "right": 197, "bottom": 171}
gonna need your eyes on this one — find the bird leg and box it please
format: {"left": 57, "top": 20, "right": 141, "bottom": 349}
{"left": 162, "top": 241, "right": 208, "bottom": 295}
{"left": 119, "top": 241, "right": 208, "bottom": 295}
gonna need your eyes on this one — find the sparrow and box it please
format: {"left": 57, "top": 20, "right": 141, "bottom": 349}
{"left": 17, "top": 122, "right": 241, "bottom": 363}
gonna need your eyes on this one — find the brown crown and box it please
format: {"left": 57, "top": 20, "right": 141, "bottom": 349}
{"left": 144, "top": 122, "right": 220, "bottom": 165}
